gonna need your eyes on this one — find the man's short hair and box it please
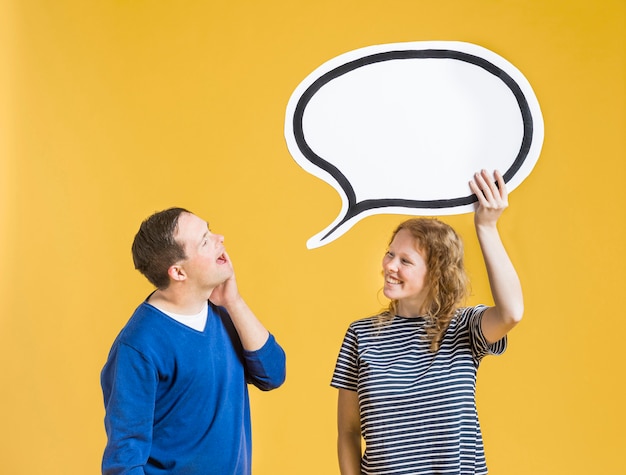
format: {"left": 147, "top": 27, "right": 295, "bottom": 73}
{"left": 131, "top": 207, "right": 190, "bottom": 289}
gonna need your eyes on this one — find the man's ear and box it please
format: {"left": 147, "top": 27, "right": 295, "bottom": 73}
{"left": 167, "top": 264, "right": 187, "bottom": 282}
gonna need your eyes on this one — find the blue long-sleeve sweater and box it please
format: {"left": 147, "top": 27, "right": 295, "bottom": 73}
{"left": 101, "top": 300, "right": 286, "bottom": 475}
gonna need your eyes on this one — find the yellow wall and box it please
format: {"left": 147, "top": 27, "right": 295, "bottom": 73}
{"left": 1, "top": 0, "right": 624, "bottom": 473}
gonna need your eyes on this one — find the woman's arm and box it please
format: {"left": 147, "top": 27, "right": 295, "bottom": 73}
{"left": 469, "top": 169, "right": 524, "bottom": 344}
{"left": 337, "top": 388, "right": 362, "bottom": 475}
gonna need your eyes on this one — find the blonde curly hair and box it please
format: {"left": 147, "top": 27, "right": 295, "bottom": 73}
{"left": 377, "top": 218, "right": 470, "bottom": 352}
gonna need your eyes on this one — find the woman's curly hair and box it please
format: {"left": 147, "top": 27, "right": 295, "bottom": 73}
{"left": 377, "top": 218, "right": 470, "bottom": 352}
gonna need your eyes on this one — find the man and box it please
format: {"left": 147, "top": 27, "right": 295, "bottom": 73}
{"left": 101, "top": 207, "right": 286, "bottom": 475}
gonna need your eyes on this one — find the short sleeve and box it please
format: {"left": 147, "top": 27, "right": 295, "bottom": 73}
{"left": 331, "top": 325, "right": 359, "bottom": 391}
{"left": 465, "top": 305, "right": 508, "bottom": 361}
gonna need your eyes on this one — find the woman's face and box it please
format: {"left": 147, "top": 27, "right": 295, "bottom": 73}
{"left": 382, "top": 228, "right": 429, "bottom": 317}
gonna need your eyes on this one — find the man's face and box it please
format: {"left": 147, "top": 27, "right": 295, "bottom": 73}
{"left": 175, "top": 212, "right": 232, "bottom": 292}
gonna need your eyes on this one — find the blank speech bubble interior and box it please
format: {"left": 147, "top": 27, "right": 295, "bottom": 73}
{"left": 284, "top": 41, "right": 544, "bottom": 249}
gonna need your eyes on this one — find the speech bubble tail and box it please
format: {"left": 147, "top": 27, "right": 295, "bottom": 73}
{"left": 306, "top": 233, "right": 344, "bottom": 249}
{"left": 305, "top": 197, "right": 488, "bottom": 249}
{"left": 305, "top": 224, "right": 350, "bottom": 249}
{"left": 305, "top": 213, "right": 357, "bottom": 249}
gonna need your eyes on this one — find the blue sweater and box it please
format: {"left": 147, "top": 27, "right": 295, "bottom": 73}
{"left": 101, "top": 300, "right": 286, "bottom": 475}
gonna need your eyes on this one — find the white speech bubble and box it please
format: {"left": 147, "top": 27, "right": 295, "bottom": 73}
{"left": 285, "top": 41, "right": 544, "bottom": 249}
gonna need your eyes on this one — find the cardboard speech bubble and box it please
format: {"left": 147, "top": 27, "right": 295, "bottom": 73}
{"left": 285, "top": 41, "right": 544, "bottom": 249}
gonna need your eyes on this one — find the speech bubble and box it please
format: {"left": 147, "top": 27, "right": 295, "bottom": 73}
{"left": 285, "top": 41, "right": 544, "bottom": 249}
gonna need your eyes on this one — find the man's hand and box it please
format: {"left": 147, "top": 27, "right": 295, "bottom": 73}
{"left": 209, "top": 251, "right": 241, "bottom": 308}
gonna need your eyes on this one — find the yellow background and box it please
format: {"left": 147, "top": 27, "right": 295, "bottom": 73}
{"left": 1, "top": 0, "right": 624, "bottom": 473}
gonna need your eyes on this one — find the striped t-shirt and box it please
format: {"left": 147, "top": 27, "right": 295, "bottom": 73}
{"left": 331, "top": 305, "right": 506, "bottom": 475}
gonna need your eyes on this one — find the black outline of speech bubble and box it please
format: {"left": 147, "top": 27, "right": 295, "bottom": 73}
{"left": 291, "top": 49, "right": 534, "bottom": 242}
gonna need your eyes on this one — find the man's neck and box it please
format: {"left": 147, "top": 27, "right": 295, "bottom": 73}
{"left": 147, "top": 288, "right": 209, "bottom": 316}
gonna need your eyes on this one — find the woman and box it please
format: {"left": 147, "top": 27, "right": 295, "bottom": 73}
{"left": 331, "top": 170, "right": 523, "bottom": 475}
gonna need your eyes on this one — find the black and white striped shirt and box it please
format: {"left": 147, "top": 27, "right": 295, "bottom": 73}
{"left": 331, "top": 305, "right": 506, "bottom": 475}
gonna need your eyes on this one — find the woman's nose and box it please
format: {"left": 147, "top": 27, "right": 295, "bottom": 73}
{"left": 384, "top": 259, "right": 397, "bottom": 272}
